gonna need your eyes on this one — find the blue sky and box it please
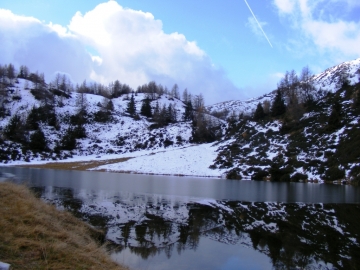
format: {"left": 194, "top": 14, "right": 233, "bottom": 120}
{"left": 0, "top": 0, "right": 359, "bottom": 104}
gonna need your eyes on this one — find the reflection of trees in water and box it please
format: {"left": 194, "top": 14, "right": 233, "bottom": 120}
{"left": 37, "top": 187, "right": 360, "bottom": 269}
{"left": 116, "top": 202, "right": 360, "bottom": 269}
{"left": 231, "top": 202, "right": 360, "bottom": 270}
{"left": 52, "top": 187, "right": 83, "bottom": 214}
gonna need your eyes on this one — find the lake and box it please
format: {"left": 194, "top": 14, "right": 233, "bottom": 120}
{"left": 2, "top": 166, "right": 360, "bottom": 269}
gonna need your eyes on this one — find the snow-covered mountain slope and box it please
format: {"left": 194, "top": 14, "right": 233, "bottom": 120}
{"left": 206, "top": 58, "right": 360, "bottom": 118}
{"left": 211, "top": 81, "right": 360, "bottom": 182}
{"left": 206, "top": 92, "right": 275, "bottom": 119}
{"left": 311, "top": 58, "right": 360, "bottom": 91}
{"left": 0, "top": 79, "right": 196, "bottom": 160}
{"left": 1, "top": 58, "right": 360, "bottom": 181}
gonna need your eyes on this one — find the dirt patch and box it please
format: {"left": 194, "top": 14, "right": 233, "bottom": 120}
{"left": 16, "top": 157, "right": 133, "bottom": 171}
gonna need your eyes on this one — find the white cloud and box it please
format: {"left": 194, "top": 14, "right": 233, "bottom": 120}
{"left": 273, "top": 0, "right": 360, "bottom": 60}
{"left": 0, "top": 2, "right": 242, "bottom": 104}
{"left": 0, "top": 9, "right": 93, "bottom": 82}
{"left": 273, "top": 0, "right": 295, "bottom": 14}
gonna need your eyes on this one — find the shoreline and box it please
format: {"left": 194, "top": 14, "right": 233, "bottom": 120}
{"left": 2, "top": 155, "right": 352, "bottom": 184}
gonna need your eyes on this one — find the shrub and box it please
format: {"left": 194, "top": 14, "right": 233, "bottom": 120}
{"left": 349, "top": 166, "right": 360, "bottom": 184}
{"left": 163, "top": 139, "right": 173, "bottom": 148}
{"left": 60, "top": 128, "right": 79, "bottom": 150}
{"left": 94, "top": 111, "right": 112, "bottom": 123}
{"left": 291, "top": 173, "right": 307, "bottom": 182}
{"left": 324, "top": 167, "right": 345, "bottom": 181}
{"left": 226, "top": 168, "right": 242, "bottom": 180}
{"left": 251, "top": 169, "right": 269, "bottom": 181}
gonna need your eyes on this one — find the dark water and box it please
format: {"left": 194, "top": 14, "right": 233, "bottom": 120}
{"left": 2, "top": 166, "right": 360, "bottom": 270}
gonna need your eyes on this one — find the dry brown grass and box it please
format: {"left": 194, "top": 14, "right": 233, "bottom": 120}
{"left": 18, "top": 157, "right": 133, "bottom": 171}
{"left": 0, "top": 181, "right": 127, "bottom": 270}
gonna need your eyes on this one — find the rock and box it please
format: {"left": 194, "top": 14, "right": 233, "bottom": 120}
{"left": 0, "top": 261, "right": 10, "bottom": 270}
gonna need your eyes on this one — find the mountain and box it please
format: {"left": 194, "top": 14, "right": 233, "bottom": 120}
{"left": 206, "top": 58, "right": 360, "bottom": 119}
{"left": 209, "top": 58, "right": 360, "bottom": 183}
{"left": 0, "top": 59, "right": 360, "bottom": 183}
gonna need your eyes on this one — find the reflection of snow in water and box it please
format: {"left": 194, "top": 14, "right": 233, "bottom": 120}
{"left": 39, "top": 187, "right": 359, "bottom": 270}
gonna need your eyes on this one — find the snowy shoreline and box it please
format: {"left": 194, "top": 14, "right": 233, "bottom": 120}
{"left": 5, "top": 143, "right": 227, "bottom": 179}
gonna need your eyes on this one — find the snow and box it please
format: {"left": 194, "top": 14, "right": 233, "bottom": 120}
{"left": 93, "top": 143, "right": 224, "bottom": 177}
{"left": 196, "top": 199, "right": 234, "bottom": 213}
{"left": 2, "top": 58, "right": 360, "bottom": 180}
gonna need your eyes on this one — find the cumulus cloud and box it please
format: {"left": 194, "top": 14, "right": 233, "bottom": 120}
{"left": 0, "top": 1, "right": 242, "bottom": 104}
{"left": 0, "top": 9, "right": 93, "bottom": 82}
{"left": 273, "top": 0, "right": 360, "bottom": 60}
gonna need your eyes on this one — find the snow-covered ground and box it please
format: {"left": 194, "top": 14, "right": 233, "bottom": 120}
{"left": 93, "top": 143, "right": 224, "bottom": 177}
{"left": 9, "top": 142, "right": 225, "bottom": 178}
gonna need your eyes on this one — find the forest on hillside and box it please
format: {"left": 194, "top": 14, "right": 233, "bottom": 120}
{"left": 1, "top": 62, "right": 360, "bottom": 183}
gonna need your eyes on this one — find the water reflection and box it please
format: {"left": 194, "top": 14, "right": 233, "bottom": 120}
{"left": 30, "top": 185, "right": 360, "bottom": 270}
{"left": 2, "top": 166, "right": 360, "bottom": 269}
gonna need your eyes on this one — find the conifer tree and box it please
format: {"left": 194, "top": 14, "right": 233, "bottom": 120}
{"left": 160, "top": 104, "right": 167, "bottom": 125}
{"left": 166, "top": 103, "right": 173, "bottom": 123}
{"left": 153, "top": 101, "right": 160, "bottom": 123}
{"left": 140, "top": 98, "right": 152, "bottom": 117}
{"left": 254, "top": 102, "right": 265, "bottom": 120}
{"left": 328, "top": 99, "right": 342, "bottom": 130}
{"left": 271, "top": 90, "right": 286, "bottom": 117}
{"left": 183, "top": 100, "right": 194, "bottom": 121}
{"left": 4, "top": 114, "right": 26, "bottom": 143}
{"left": 29, "top": 128, "right": 48, "bottom": 152}
{"left": 126, "top": 94, "right": 136, "bottom": 116}
{"left": 106, "top": 99, "right": 114, "bottom": 111}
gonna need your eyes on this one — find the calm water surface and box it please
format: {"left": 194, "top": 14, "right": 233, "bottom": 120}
{"left": 2, "top": 166, "right": 360, "bottom": 270}
{"left": 3, "top": 166, "right": 359, "bottom": 203}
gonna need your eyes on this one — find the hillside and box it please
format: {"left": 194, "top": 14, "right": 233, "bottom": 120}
{"left": 209, "top": 59, "right": 360, "bottom": 183}
{"left": 1, "top": 59, "right": 360, "bottom": 183}
{"left": 206, "top": 58, "right": 360, "bottom": 119}
{"left": 0, "top": 79, "right": 200, "bottom": 159}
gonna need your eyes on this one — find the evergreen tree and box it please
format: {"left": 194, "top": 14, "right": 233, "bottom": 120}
{"left": 183, "top": 100, "right": 194, "bottom": 121}
{"left": 3, "top": 114, "right": 26, "bottom": 143}
{"left": 166, "top": 103, "right": 173, "bottom": 123}
{"left": 140, "top": 98, "right": 152, "bottom": 117}
{"left": 26, "top": 106, "right": 40, "bottom": 130}
{"left": 60, "top": 127, "right": 77, "bottom": 150}
{"left": 29, "top": 128, "right": 48, "bottom": 152}
{"left": 126, "top": 94, "right": 136, "bottom": 116}
{"left": 159, "top": 104, "right": 167, "bottom": 125}
{"left": 153, "top": 101, "right": 160, "bottom": 123}
{"left": 271, "top": 90, "right": 286, "bottom": 117}
{"left": 254, "top": 102, "right": 265, "bottom": 120}
{"left": 106, "top": 100, "right": 114, "bottom": 111}
{"left": 327, "top": 99, "right": 342, "bottom": 130}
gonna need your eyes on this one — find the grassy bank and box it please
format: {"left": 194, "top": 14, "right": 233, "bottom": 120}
{"left": 0, "top": 181, "right": 127, "bottom": 270}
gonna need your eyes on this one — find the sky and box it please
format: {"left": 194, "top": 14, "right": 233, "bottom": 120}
{"left": 0, "top": 0, "right": 359, "bottom": 105}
